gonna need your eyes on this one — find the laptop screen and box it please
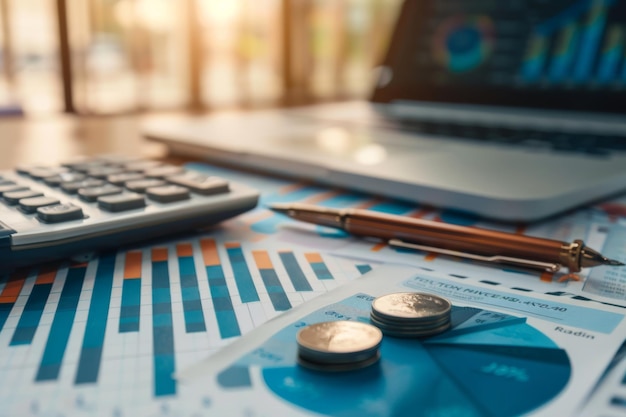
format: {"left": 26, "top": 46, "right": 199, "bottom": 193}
{"left": 374, "top": 0, "right": 626, "bottom": 115}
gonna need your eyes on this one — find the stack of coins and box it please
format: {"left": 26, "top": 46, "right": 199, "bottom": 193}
{"left": 370, "top": 292, "right": 452, "bottom": 338}
{"left": 296, "top": 320, "right": 383, "bottom": 372}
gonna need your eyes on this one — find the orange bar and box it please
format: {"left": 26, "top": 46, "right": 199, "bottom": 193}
{"left": 176, "top": 243, "right": 193, "bottom": 257}
{"left": 540, "top": 271, "right": 554, "bottom": 283}
{"left": 0, "top": 270, "right": 28, "bottom": 304}
{"left": 36, "top": 266, "right": 57, "bottom": 285}
{"left": 124, "top": 251, "right": 143, "bottom": 279}
{"left": 200, "top": 239, "right": 221, "bottom": 266}
{"left": 424, "top": 253, "right": 438, "bottom": 262}
{"left": 305, "top": 253, "right": 323, "bottom": 263}
{"left": 370, "top": 242, "right": 387, "bottom": 252}
{"left": 253, "top": 251, "right": 273, "bottom": 269}
{"left": 152, "top": 247, "right": 169, "bottom": 262}
{"left": 224, "top": 242, "right": 241, "bottom": 249}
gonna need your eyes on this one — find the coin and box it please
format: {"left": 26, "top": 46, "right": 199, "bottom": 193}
{"left": 372, "top": 292, "right": 451, "bottom": 322}
{"left": 370, "top": 292, "right": 452, "bottom": 338}
{"left": 297, "top": 351, "right": 381, "bottom": 372}
{"left": 296, "top": 320, "right": 383, "bottom": 371}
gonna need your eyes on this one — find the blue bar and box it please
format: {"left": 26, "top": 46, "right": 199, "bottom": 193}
{"left": 0, "top": 270, "right": 28, "bottom": 332}
{"left": 521, "top": 35, "right": 548, "bottom": 82}
{"left": 10, "top": 283, "right": 53, "bottom": 345}
{"left": 597, "top": 27, "right": 623, "bottom": 83}
{"left": 206, "top": 265, "right": 241, "bottom": 339}
{"left": 258, "top": 268, "right": 292, "bottom": 311}
{"left": 573, "top": 0, "right": 607, "bottom": 82}
{"left": 75, "top": 253, "right": 116, "bottom": 384}
{"left": 549, "top": 26, "right": 579, "bottom": 81}
{"left": 151, "top": 256, "right": 176, "bottom": 397}
{"left": 0, "top": 303, "right": 12, "bottom": 333}
{"left": 226, "top": 245, "right": 259, "bottom": 303}
{"left": 356, "top": 264, "right": 372, "bottom": 274}
{"left": 119, "top": 278, "right": 141, "bottom": 332}
{"left": 36, "top": 265, "right": 86, "bottom": 381}
{"left": 597, "top": 48, "right": 621, "bottom": 82}
{"left": 278, "top": 252, "right": 312, "bottom": 292}
{"left": 310, "top": 262, "right": 333, "bottom": 281}
{"left": 178, "top": 255, "right": 206, "bottom": 333}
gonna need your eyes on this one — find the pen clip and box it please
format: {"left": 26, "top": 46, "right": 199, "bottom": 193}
{"left": 388, "top": 239, "right": 562, "bottom": 273}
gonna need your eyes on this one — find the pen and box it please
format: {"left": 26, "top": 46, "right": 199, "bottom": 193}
{"left": 269, "top": 203, "right": 625, "bottom": 273}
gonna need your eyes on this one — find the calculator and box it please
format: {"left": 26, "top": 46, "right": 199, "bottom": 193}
{"left": 0, "top": 155, "right": 260, "bottom": 270}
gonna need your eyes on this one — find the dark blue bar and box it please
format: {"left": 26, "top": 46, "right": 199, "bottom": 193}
{"left": 152, "top": 259, "right": 176, "bottom": 397}
{"left": 36, "top": 265, "right": 86, "bottom": 381}
{"left": 206, "top": 265, "right": 241, "bottom": 339}
{"left": 0, "top": 270, "right": 28, "bottom": 332}
{"left": 178, "top": 256, "right": 206, "bottom": 333}
{"left": 226, "top": 246, "right": 259, "bottom": 303}
{"left": 119, "top": 278, "right": 141, "bottom": 332}
{"left": 278, "top": 252, "right": 312, "bottom": 292}
{"left": 310, "top": 262, "right": 333, "bottom": 280}
{"left": 356, "top": 264, "right": 372, "bottom": 275}
{"left": 0, "top": 303, "right": 13, "bottom": 333}
{"left": 75, "top": 254, "right": 116, "bottom": 384}
{"left": 10, "top": 283, "right": 53, "bottom": 345}
{"left": 258, "top": 268, "right": 291, "bottom": 311}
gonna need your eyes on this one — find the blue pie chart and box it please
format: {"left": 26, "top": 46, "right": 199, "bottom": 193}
{"left": 218, "top": 306, "right": 571, "bottom": 417}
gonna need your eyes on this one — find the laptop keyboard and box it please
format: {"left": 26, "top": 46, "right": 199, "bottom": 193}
{"left": 319, "top": 114, "right": 626, "bottom": 157}
{"left": 387, "top": 119, "right": 626, "bottom": 156}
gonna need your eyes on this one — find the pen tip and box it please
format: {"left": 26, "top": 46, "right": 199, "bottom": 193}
{"left": 606, "top": 259, "right": 625, "bottom": 267}
{"left": 267, "top": 203, "right": 291, "bottom": 214}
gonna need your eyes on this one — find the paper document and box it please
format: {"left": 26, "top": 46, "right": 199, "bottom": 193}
{"left": 180, "top": 265, "right": 626, "bottom": 417}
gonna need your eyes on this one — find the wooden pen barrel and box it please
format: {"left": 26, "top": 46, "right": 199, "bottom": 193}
{"left": 344, "top": 210, "right": 576, "bottom": 270}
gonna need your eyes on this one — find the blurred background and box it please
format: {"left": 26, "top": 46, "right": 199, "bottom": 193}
{"left": 0, "top": 0, "right": 402, "bottom": 117}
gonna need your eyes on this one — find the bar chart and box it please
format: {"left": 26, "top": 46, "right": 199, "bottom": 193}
{"left": 520, "top": 0, "right": 626, "bottom": 86}
{"left": 0, "top": 238, "right": 370, "bottom": 415}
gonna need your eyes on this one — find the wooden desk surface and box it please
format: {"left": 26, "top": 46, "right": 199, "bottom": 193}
{"left": 0, "top": 113, "right": 189, "bottom": 170}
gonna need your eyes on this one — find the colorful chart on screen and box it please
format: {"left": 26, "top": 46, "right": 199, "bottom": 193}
{"left": 433, "top": 15, "right": 495, "bottom": 73}
{"left": 216, "top": 294, "right": 571, "bottom": 417}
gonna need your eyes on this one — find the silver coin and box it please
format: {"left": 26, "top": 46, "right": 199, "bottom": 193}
{"left": 369, "top": 313, "right": 450, "bottom": 332}
{"left": 372, "top": 292, "right": 451, "bottom": 322}
{"left": 297, "top": 351, "right": 381, "bottom": 372}
{"left": 370, "top": 316, "right": 451, "bottom": 338}
{"left": 296, "top": 320, "right": 383, "bottom": 363}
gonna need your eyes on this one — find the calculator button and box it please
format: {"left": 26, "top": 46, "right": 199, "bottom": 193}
{"left": 37, "top": 203, "right": 84, "bottom": 223}
{"left": 3, "top": 189, "right": 44, "bottom": 205}
{"left": 61, "top": 178, "right": 105, "bottom": 194}
{"left": 144, "top": 165, "right": 184, "bottom": 178}
{"left": 28, "top": 167, "right": 70, "bottom": 179}
{"left": 15, "top": 165, "right": 49, "bottom": 175}
{"left": 19, "top": 196, "right": 60, "bottom": 213}
{"left": 125, "top": 178, "right": 166, "bottom": 193}
{"left": 0, "top": 183, "right": 28, "bottom": 196}
{"left": 44, "top": 172, "right": 87, "bottom": 186}
{"left": 98, "top": 193, "right": 146, "bottom": 212}
{"left": 78, "top": 185, "right": 123, "bottom": 202}
{"left": 146, "top": 185, "right": 190, "bottom": 203}
{"left": 166, "top": 173, "right": 230, "bottom": 195}
{"left": 107, "top": 172, "right": 145, "bottom": 185}
{"left": 86, "top": 166, "right": 126, "bottom": 178}
{"left": 124, "top": 160, "right": 162, "bottom": 171}
{"left": 68, "top": 161, "right": 108, "bottom": 172}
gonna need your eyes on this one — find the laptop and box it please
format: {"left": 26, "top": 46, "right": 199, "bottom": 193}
{"left": 144, "top": 0, "right": 626, "bottom": 222}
